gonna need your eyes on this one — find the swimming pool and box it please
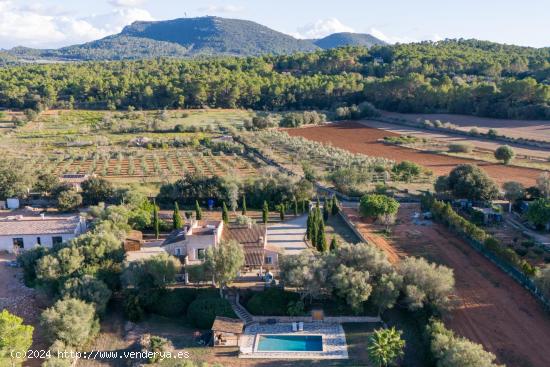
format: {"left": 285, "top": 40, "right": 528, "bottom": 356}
{"left": 256, "top": 335, "right": 323, "bottom": 352}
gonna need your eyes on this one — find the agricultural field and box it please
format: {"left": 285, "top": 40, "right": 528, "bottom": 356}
{"left": 363, "top": 120, "right": 550, "bottom": 164}
{"left": 1, "top": 109, "right": 263, "bottom": 184}
{"left": 287, "top": 122, "right": 545, "bottom": 186}
{"left": 342, "top": 203, "right": 550, "bottom": 367}
{"left": 383, "top": 111, "right": 550, "bottom": 142}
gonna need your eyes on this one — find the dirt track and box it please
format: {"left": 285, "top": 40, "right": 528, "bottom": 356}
{"left": 287, "top": 122, "right": 544, "bottom": 186}
{"left": 343, "top": 204, "right": 550, "bottom": 367}
{"left": 383, "top": 111, "right": 550, "bottom": 142}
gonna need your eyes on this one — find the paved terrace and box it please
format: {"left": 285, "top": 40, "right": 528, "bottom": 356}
{"left": 266, "top": 215, "right": 308, "bottom": 255}
{"left": 239, "top": 322, "right": 348, "bottom": 359}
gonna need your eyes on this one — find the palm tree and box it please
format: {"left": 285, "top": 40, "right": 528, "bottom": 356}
{"left": 367, "top": 327, "right": 405, "bottom": 367}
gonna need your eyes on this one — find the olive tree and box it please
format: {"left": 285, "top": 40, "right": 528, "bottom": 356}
{"left": 502, "top": 181, "right": 524, "bottom": 212}
{"left": 280, "top": 251, "right": 328, "bottom": 301}
{"left": 60, "top": 275, "right": 112, "bottom": 314}
{"left": 494, "top": 145, "right": 515, "bottom": 164}
{"left": 359, "top": 194, "right": 400, "bottom": 226}
{"left": 205, "top": 239, "right": 245, "bottom": 297}
{"left": 331, "top": 264, "right": 372, "bottom": 314}
{"left": 56, "top": 188, "right": 83, "bottom": 212}
{"left": 428, "top": 319, "right": 502, "bottom": 367}
{"left": 536, "top": 172, "right": 550, "bottom": 199}
{"left": 443, "top": 164, "right": 499, "bottom": 201}
{"left": 122, "top": 252, "right": 181, "bottom": 290}
{"left": 40, "top": 298, "right": 99, "bottom": 347}
{"left": 398, "top": 257, "right": 455, "bottom": 312}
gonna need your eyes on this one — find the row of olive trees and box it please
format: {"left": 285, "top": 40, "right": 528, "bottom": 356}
{"left": 280, "top": 242, "right": 455, "bottom": 315}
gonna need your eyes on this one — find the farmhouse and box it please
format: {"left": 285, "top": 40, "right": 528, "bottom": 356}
{"left": 162, "top": 220, "right": 224, "bottom": 263}
{"left": 0, "top": 213, "right": 87, "bottom": 253}
{"left": 162, "top": 221, "right": 280, "bottom": 272}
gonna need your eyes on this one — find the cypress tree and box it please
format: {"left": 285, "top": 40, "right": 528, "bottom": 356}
{"left": 153, "top": 205, "right": 160, "bottom": 239}
{"left": 301, "top": 199, "right": 306, "bottom": 213}
{"left": 279, "top": 203, "right": 285, "bottom": 221}
{"left": 241, "top": 195, "right": 247, "bottom": 216}
{"left": 331, "top": 196, "right": 340, "bottom": 215}
{"left": 323, "top": 201, "right": 329, "bottom": 222}
{"left": 222, "top": 202, "right": 229, "bottom": 223}
{"left": 173, "top": 202, "right": 183, "bottom": 229}
{"left": 306, "top": 211, "right": 311, "bottom": 239}
{"left": 293, "top": 197, "right": 299, "bottom": 216}
{"left": 195, "top": 200, "right": 202, "bottom": 220}
{"left": 262, "top": 201, "right": 269, "bottom": 224}
{"left": 330, "top": 236, "right": 338, "bottom": 251}
{"left": 320, "top": 230, "right": 329, "bottom": 253}
{"left": 316, "top": 219, "right": 325, "bottom": 251}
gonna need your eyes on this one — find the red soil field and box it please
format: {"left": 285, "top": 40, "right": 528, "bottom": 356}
{"left": 343, "top": 204, "right": 550, "bottom": 367}
{"left": 286, "top": 122, "right": 544, "bottom": 186}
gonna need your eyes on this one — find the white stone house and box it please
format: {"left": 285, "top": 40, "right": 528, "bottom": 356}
{"left": 0, "top": 213, "right": 87, "bottom": 253}
{"left": 162, "top": 220, "right": 224, "bottom": 264}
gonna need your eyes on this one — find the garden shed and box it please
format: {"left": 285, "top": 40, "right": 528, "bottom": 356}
{"left": 211, "top": 317, "right": 244, "bottom": 347}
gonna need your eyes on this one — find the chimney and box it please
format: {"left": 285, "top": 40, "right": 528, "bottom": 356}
{"left": 40, "top": 213, "right": 45, "bottom": 220}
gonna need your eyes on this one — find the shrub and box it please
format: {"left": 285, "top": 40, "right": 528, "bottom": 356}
{"left": 146, "top": 288, "right": 199, "bottom": 317}
{"left": 448, "top": 143, "right": 473, "bottom": 153}
{"left": 392, "top": 161, "right": 423, "bottom": 182}
{"left": 360, "top": 194, "right": 400, "bottom": 219}
{"left": 40, "top": 298, "right": 99, "bottom": 347}
{"left": 245, "top": 288, "right": 300, "bottom": 316}
{"left": 0, "top": 310, "right": 34, "bottom": 366}
{"left": 56, "top": 188, "right": 83, "bottom": 212}
{"left": 187, "top": 297, "right": 236, "bottom": 329}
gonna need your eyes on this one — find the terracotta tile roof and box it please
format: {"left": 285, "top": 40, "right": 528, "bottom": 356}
{"left": 222, "top": 224, "right": 266, "bottom": 248}
{"left": 244, "top": 247, "right": 266, "bottom": 267}
{"left": 211, "top": 317, "right": 244, "bottom": 333}
{"left": 0, "top": 216, "right": 81, "bottom": 236}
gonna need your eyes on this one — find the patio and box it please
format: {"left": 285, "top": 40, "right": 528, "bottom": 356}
{"left": 239, "top": 322, "right": 348, "bottom": 359}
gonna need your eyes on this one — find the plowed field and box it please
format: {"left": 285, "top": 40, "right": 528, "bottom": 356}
{"left": 343, "top": 204, "right": 550, "bottom": 367}
{"left": 287, "top": 122, "right": 544, "bottom": 186}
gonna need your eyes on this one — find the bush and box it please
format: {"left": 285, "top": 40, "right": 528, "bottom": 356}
{"left": 56, "top": 189, "right": 83, "bottom": 212}
{"left": 59, "top": 276, "right": 112, "bottom": 315}
{"left": 448, "top": 143, "right": 473, "bottom": 153}
{"left": 146, "top": 288, "right": 199, "bottom": 317}
{"left": 40, "top": 298, "right": 99, "bottom": 347}
{"left": 187, "top": 296, "right": 236, "bottom": 329}
{"left": 360, "top": 194, "right": 400, "bottom": 219}
{"left": 245, "top": 288, "right": 300, "bottom": 316}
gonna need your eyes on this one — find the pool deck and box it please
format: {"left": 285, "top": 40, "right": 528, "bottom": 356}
{"left": 239, "top": 322, "right": 349, "bottom": 359}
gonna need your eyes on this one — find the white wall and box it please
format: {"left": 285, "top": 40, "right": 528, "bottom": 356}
{"left": 0, "top": 233, "right": 78, "bottom": 253}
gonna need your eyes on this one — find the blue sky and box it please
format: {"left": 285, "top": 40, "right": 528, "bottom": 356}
{"left": 0, "top": 0, "right": 548, "bottom": 49}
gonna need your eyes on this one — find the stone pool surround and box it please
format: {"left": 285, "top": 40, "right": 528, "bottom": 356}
{"left": 239, "top": 322, "right": 349, "bottom": 359}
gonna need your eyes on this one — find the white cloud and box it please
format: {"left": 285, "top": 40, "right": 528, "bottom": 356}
{"left": 198, "top": 4, "right": 244, "bottom": 14}
{"left": 109, "top": 0, "right": 147, "bottom": 7}
{"left": 0, "top": 1, "right": 153, "bottom": 49}
{"left": 369, "top": 27, "right": 443, "bottom": 44}
{"left": 294, "top": 18, "right": 354, "bottom": 39}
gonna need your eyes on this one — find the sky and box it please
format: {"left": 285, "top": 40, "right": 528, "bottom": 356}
{"left": 0, "top": 0, "right": 548, "bottom": 49}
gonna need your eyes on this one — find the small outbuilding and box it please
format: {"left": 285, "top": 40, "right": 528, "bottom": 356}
{"left": 211, "top": 317, "right": 244, "bottom": 347}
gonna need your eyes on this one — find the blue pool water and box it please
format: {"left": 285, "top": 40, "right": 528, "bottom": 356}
{"left": 257, "top": 335, "right": 323, "bottom": 351}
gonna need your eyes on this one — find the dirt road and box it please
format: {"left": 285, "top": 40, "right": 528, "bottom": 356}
{"left": 287, "top": 122, "right": 544, "bottom": 186}
{"left": 342, "top": 204, "right": 550, "bottom": 367}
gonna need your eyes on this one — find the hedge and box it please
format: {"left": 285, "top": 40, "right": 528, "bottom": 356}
{"left": 187, "top": 296, "right": 237, "bottom": 329}
{"left": 245, "top": 288, "right": 300, "bottom": 316}
{"left": 425, "top": 195, "right": 537, "bottom": 277}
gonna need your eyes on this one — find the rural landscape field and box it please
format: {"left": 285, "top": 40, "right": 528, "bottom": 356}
{"left": 0, "top": 2, "right": 549, "bottom": 367}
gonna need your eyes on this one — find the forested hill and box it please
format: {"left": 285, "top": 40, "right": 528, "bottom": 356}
{"left": 314, "top": 33, "right": 387, "bottom": 49}
{"left": 0, "top": 40, "right": 548, "bottom": 120}
{"left": 3, "top": 16, "right": 383, "bottom": 61}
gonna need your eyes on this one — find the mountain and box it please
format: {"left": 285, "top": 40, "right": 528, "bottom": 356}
{"left": 5, "top": 16, "right": 384, "bottom": 62}
{"left": 315, "top": 32, "right": 387, "bottom": 49}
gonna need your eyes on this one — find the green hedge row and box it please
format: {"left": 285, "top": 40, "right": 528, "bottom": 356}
{"left": 424, "top": 195, "right": 537, "bottom": 277}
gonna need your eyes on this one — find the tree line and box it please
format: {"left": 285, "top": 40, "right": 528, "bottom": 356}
{"left": 0, "top": 41, "right": 548, "bottom": 119}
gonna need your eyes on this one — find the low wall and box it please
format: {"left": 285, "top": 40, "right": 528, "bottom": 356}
{"left": 251, "top": 315, "right": 381, "bottom": 323}
{"left": 338, "top": 211, "right": 369, "bottom": 244}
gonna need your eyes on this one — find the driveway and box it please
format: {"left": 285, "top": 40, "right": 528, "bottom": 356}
{"left": 267, "top": 215, "right": 308, "bottom": 255}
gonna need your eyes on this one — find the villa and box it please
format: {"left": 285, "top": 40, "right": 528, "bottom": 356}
{"left": 162, "top": 220, "right": 281, "bottom": 272}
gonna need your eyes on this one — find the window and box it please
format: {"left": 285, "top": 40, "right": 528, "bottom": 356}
{"left": 197, "top": 248, "right": 206, "bottom": 260}
{"left": 52, "top": 236, "right": 63, "bottom": 245}
{"left": 12, "top": 238, "right": 24, "bottom": 249}
{"left": 264, "top": 256, "right": 273, "bottom": 265}
{"left": 36, "top": 237, "right": 41, "bottom": 245}
{"left": 175, "top": 248, "right": 182, "bottom": 256}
